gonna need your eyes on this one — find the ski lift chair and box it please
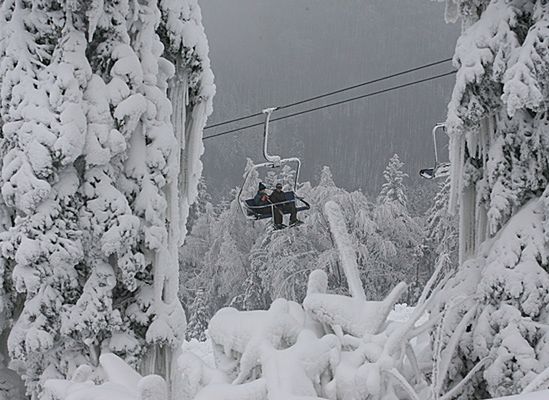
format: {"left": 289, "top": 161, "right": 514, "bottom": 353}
{"left": 238, "top": 108, "right": 311, "bottom": 223}
{"left": 419, "top": 123, "right": 450, "bottom": 180}
{"left": 243, "top": 191, "right": 310, "bottom": 220}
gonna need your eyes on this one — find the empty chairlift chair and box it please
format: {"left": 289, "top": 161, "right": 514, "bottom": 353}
{"left": 419, "top": 123, "right": 450, "bottom": 180}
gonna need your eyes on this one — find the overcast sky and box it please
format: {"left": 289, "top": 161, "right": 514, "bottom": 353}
{"left": 199, "top": 1, "right": 460, "bottom": 198}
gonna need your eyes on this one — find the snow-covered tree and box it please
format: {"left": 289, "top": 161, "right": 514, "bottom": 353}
{"left": 241, "top": 257, "right": 269, "bottom": 311}
{"left": 378, "top": 153, "right": 408, "bottom": 207}
{"left": 179, "top": 202, "right": 217, "bottom": 306}
{"left": 0, "top": 0, "right": 214, "bottom": 397}
{"left": 0, "top": 3, "right": 89, "bottom": 396}
{"left": 424, "top": 176, "right": 458, "bottom": 277}
{"left": 186, "top": 192, "right": 261, "bottom": 315}
{"left": 186, "top": 177, "right": 213, "bottom": 234}
{"left": 181, "top": 162, "right": 431, "bottom": 318}
{"left": 176, "top": 221, "right": 431, "bottom": 400}
{"left": 368, "top": 155, "right": 424, "bottom": 300}
{"left": 429, "top": 1, "right": 549, "bottom": 397}
{"left": 185, "top": 289, "right": 209, "bottom": 342}
{"left": 263, "top": 164, "right": 296, "bottom": 190}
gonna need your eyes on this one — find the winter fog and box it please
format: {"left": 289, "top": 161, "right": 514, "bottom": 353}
{"left": 200, "top": 0, "right": 460, "bottom": 197}
{"left": 2, "top": 0, "right": 549, "bottom": 400}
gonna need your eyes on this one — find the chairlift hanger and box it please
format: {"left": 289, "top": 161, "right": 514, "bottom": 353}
{"left": 419, "top": 123, "right": 450, "bottom": 180}
{"left": 238, "top": 108, "right": 310, "bottom": 223}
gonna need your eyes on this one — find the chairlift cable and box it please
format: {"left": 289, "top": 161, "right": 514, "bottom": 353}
{"left": 204, "top": 69, "right": 456, "bottom": 141}
{"left": 204, "top": 57, "right": 453, "bottom": 130}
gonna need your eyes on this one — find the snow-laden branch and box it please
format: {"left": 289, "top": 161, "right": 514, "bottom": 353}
{"left": 324, "top": 200, "right": 365, "bottom": 300}
{"left": 439, "top": 356, "right": 491, "bottom": 400}
{"left": 522, "top": 365, "right": 549, "bottom": 394}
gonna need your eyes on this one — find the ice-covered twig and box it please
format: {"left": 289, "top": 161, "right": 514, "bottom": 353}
{"left": 439, "top": 357, "right": 490, "bottom": 400}
{"left": 417, "top": 251, "right": 454, "bottom": 306}
{"left": 408, "top": 314, "right": 439, "bottom": 339}
{"left": 405, "top": 343, "right": 423, "bottom": 385}
{"left": 304, "top": 283, "right": 406, "bottom": 338}
{"left": 384, "top": 368, "right": 421, "bottom": 400}
{"left": 431, "top": 302, "right": 448, "bottom": 398}
{"left": 522, "top": 364, "right": 549, "bottom": 393}
{"left": 434, "top": 305, "right": 477, "bottom": 397}
{"left": 384, "top": 288, "right": 432, "bottom": 358}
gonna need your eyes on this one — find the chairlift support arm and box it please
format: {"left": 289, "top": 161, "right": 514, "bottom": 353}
{"left": 262, "top": 107, "right": 281, "bottom": 166}
{"left": 432, "top": 123, "right": 446, "bottom": 167}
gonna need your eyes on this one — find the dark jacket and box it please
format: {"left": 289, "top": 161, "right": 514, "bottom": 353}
{"left": 269, "top": 189, "right": 286, "bottom": 204}
{"left": 254, "top": 191, "right": 270, "bottom": 205}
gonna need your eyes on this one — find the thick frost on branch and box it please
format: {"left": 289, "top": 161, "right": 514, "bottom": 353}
{"left": 178, "top": 268, "right": 425, "bottom": 400}
{"left": 0, "top": 0, "right": 214, "bottom": 396}
{"left": 324, "top": 201, "right": 365, "bottom": 300}
{"left": 43, "top": 353, "right": 168, "bottom": 400}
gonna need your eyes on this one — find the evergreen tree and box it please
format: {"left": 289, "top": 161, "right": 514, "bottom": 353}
{"left": 179, "top": 163, "right": 428, "bottom": 321}
{"left": 186, "top": 177, "right": 213, "bottom": 234}
{"left": 241, "top": 260, "right": 269, "bottom": 311}
{"left": 0, "top": 0, "right": 214, "bottom": 397}
{"left": 192, "top": 193, "right": 261, "bottom": 315}
{"left": 368, "top": 155, "right": 424, "bottom": 300}
{"left": 425, "top": 176, "right": 458, "bottom": 276}
{"left": 185, "top": 289, "right": 209, "bottom": 342}
{"left": 0, "top": 4, "right": 88, "bottom": 396}
{"left": 179, "top": 202, "right": 217, "bottom": 307}
{"left": 432, "top": 1, "right": 549, "bottom": 397}
{"left": 378, "top": 154, "right": 408, "bottom": 207}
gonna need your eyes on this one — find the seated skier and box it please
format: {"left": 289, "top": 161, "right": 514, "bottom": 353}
{"left": 254, "top": 182, "right": 270, "bottom": 205}
{"left": 269, "top": 182, "right": 302, "bottom": 228}
{"left": 253, "top": 182, "right": 272, "bottom": 215}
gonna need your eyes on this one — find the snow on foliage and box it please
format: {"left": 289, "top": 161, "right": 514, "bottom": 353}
{"left": 186, "top": 289, "right": 209, "bottom": 342}
{"left": 0, "top": 0, "right": 214, "bottom": 397}
{"left": 430, "top": 0, "right": 549, "bottom": 398}
{"left": 42, "top": 353, "right": 168, "bottom": 400}
{"left": 176, "top": 199, "right": 441, "bottom": 400}
{"left": 178, "top": 207, "right": 467, "bottom": 400}
{"left": 378, "top": 154, "right": 408, "bottom": 208}
{"left": 324, "top": 201, "right": 365, "bottom": 300}
{"left": 430, "top": 195, "right": 549, "bottom": 398}
{"left": 491, "top": 391, "right": 549, "bottom": 400}
{"left": 425, "top": 176, "right": 458, "bottom": 277}
{"left": 43, "top": 310, "right": 549, "bottom": 400}
{"left": 180, "top": 162, "right": 427, "bottom": 328}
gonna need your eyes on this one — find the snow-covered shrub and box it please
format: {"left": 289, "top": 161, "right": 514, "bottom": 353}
{"left": 178, "top": 201, "right": 441, "bottom": 400}
{"left": 42, "top": 353, "right": 168, "bottom": 400}
{"left": 182, "top": 269, "right": 419, "bottom": 400}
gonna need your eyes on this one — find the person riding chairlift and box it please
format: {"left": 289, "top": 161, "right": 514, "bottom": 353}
{"left": 254, "top": 182, "right": 270, "bottom": 206}
{"left": 270, "top": 182, "right": 302, "bottom": 228}
{"left": 254, "top": 182, "right": 302, "bottom": 229}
